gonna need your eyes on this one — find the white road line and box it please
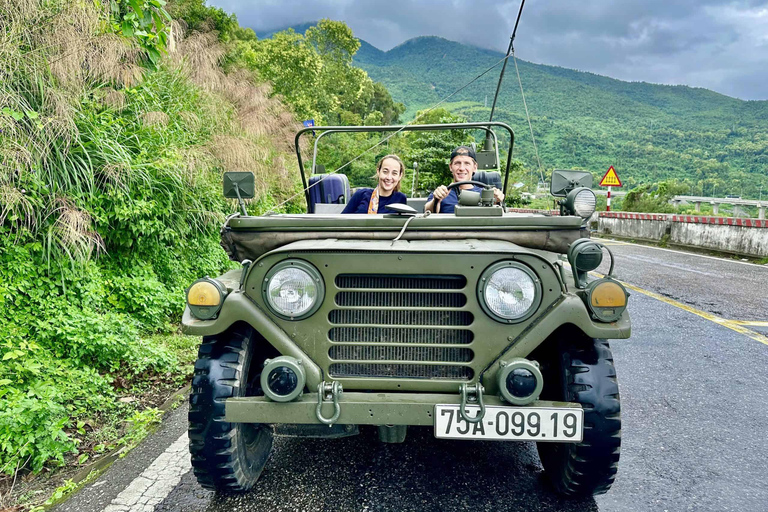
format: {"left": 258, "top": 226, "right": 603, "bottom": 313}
{"left": 619, "top": 254, "right": 721, "bottom": 277}
{"left": 592, "top": 237, "right": 768, "bottom": 268}
{"left": 102, "top": 433, "right": 190, "bottom": 512}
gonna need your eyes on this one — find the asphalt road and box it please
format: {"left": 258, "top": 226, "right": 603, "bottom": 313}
{"left": 56, "top": 241, "right": 768, "bottom": 512}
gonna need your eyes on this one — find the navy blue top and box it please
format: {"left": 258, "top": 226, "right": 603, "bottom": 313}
{"left": 342, "top": 189, "right": 408, "bottom": 214}
{"left": 426, "top": 186, "right": 483, "bottom": 214}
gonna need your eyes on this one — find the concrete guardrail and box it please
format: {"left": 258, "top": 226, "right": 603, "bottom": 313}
{"left": 597, "top": 212, "right": 768, "bottom": 258}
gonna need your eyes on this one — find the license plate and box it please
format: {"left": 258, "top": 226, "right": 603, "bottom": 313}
{"left": 434, "top": 405, "right": 583, "bottom": 442}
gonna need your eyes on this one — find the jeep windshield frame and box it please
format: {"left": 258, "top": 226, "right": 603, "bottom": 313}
{"left": 293, "top": 122, "right": 515, "bottom": 209}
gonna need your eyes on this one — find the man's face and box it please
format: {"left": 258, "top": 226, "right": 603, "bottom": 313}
{"left": 450, "top": 154, "right": 477, "bottom": 183}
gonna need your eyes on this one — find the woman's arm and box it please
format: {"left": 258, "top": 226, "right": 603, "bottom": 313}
{"left": 341, "top": 189, "right": 367, "bottom": 214}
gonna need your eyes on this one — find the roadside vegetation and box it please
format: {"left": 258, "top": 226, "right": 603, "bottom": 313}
{"left": 0, "top": 0, "right": 423, "bottom": 507}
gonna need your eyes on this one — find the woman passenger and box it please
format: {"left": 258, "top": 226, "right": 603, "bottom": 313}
{"left": 342, "top": 154, "right": 407, "bottom": 214}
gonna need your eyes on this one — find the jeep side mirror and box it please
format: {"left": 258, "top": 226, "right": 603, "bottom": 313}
{"left": 550, "top": 170, "right": 593, "bottom": 197}
{"left": 223, "top": 171, "right": 255, "bottom": 216}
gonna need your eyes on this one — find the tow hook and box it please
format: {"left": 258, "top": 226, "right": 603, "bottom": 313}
{"left": 459, "top": 383, "right": 486, "bottom": 423}
{"left": 316, "top": 381, "right": 343, "bottom": 426}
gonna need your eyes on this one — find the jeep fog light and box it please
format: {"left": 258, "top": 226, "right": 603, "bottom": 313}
{"left": 261, "top": 356, "right": 306, "bottom": 402}
{"left": 587, "top": 278, "right": 628, "bottom": 322}
{"left": 565, "top": 187, "right": 596, "bottom": 219}
{"left": 186, "top": 278, "right": 227, "bottom": 320}
{"left": 263, "top": 259, "right": 324, "bottom": 320}
{"left": 497, "top": 358, "right": 543, "bottom": 405}
{"left": 478, "top": 261, "right": 542, "bottom": 323}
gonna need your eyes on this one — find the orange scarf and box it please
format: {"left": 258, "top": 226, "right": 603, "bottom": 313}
{"left": 367, "top": 187, "right": 380, "bottom": 214}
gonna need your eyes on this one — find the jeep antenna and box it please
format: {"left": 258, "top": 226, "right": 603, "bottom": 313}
{"left": 485, "top": 0, "right": 526, "bottom": 151}
{"left": 488, "top": 0, "right": 525, "bottom": 123}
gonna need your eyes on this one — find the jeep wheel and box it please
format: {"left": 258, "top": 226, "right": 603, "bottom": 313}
{"left": 537, "top": 335, "right": 621, "bottom": 497}
{"left": 188, "top": 325, "right": 273, "bottom": 492}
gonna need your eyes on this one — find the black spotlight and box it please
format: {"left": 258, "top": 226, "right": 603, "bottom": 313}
{"left": 506, "top": 367, "right": 537, "bottom": 399}
{"left": 267, "top": 366, "right": 298, "bottom": 397}
{"left": 261, "top": 356, "right": 306, "bottom": 402}
{"left": 497, "top": 359, "right": 543, "bottom": 405}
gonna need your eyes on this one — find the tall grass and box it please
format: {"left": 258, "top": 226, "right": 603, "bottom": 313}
{"left": 0, "top": 0, "right": 305, "bottom": 488}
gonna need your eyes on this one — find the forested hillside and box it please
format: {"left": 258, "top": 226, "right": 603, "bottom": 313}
{"left": 353, "top": 36, "right": 768, "bottom": 198}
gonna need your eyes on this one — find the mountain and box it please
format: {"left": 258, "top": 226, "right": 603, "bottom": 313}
{"left": 353, "top": 36, "right": 768, "bottom": 196}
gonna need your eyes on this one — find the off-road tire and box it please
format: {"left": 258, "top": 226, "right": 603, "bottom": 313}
{"left": 188, "top": 325, "right": 273, "bottom": 492}
{"left": 537, "top": 336, "right": 621, "bottom": 497}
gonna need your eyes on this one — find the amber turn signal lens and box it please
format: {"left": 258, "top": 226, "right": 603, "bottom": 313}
{"left": 590, "top": 281, "right": 626, "bottom": 308}
{"left": 188, "top": 281, "right": 221, "bottom": 306}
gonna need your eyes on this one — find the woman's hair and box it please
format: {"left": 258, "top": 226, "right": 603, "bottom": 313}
{"left": 375, "top": 154, "right": 405, "bottom": 192}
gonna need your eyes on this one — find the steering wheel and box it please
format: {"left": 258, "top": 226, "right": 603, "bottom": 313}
{"left": 446, "top": 180, "right": 493, "bottom": 192}
{"left": 437, "top": 180, "right": 504, "bottom": 213}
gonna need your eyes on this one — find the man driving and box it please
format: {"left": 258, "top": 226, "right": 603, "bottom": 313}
{"left": 424, "top": 145, "right": 504, "bottom": 213}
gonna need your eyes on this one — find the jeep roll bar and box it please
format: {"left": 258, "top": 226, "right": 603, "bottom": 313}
{"left": 293, "top": 122, "right": 516, "bottom": 208}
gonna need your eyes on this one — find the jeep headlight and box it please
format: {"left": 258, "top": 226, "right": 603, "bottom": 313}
{"left": 186, "top": 277, "right": 227, "bottom": 320}
{"left": 263, "top": 260, "right": 324, "bottom": 320}
{"left": 478, "top": 262, "right": 542, "bottom": 323}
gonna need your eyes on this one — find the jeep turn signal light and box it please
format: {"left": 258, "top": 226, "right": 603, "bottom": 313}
{"left": 586, "top": 279, "right": 628, "bottom": 323}
{"left": 590, "top": 281, "right": 626, "bottom": 308}
{"left": 188, "top": 281, "right": 222, "bottom": 306}
{"left": 187, "top": 278, "right": 227, "bottom": 320}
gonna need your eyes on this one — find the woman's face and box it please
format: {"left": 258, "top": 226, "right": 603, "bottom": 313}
{"left": 377, "top": 158, "right": 403, "bottom": 194}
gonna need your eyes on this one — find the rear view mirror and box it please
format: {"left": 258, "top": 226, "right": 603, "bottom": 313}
{"left": 223, "top": 172, "right": 255, "bottom": 199}
{"left": 550, "top": 170, "right": 593, "bottom": 197}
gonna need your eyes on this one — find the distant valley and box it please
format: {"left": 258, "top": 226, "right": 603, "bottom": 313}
{"left": 260, "top": 25, "right": 768, "bottom": 197}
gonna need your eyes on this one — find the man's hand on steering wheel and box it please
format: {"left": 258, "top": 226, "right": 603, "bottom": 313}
{"left": 446, "top": 181, "right": 505, "bottom": 204}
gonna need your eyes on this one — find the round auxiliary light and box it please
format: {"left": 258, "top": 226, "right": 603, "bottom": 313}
{"left": 186, "top": 277, "right": 227, "bottom": 320}
{"left": 587, "top": 278, "right": 628, "bottom": 323}
{"left": 477, "top": 261, "right": 542, "bottom": 323}
{"left": 565, "top": 187, "right": 597, "bottom": 219}
{"left": 262, "top": 259, "right": 324, "bottom": 320}
{"left": 568, "top": 239, "right": 604, "bottom": 273}
{"left": 497, "top": 358, "right": 544, "bottom": 405}
{"left": 261, "top": 356, "right": 306, "bottom": 402}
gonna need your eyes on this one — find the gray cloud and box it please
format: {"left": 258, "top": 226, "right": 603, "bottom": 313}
{"left": 210, "top": 0, "right": 768, "bottom": 100}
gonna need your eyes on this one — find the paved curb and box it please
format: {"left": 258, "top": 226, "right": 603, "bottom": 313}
{"left": 43, "top": 385, "right": 190, "bottom": 510}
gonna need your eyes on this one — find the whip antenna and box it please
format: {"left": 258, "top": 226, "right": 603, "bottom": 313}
{"left": 488, "top": 0, "right": 526, "bottom": 123}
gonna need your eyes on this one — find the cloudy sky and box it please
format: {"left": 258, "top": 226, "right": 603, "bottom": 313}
{"left": 210, "top": 0, "right": 768, "bottom": 100}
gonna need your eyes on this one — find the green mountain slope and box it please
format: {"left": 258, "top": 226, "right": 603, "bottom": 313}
{"left": 354, "top": 36, "right": 768, "bottom": 196}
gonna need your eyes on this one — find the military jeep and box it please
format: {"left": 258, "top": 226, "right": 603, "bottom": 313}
{"left": 182, "top": 122, "right": 631, "bottom": 497}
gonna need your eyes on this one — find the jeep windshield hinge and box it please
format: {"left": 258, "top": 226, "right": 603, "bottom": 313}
{"left": 459, "top": 383, "right": 486, "bottom": 423}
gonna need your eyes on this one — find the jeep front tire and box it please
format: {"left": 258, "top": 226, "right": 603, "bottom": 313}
{"left": 188, "top": 325, "right": 273, "bottom": 492}
{"left": 537, "top": 335, "right": 621, "bottom": 496}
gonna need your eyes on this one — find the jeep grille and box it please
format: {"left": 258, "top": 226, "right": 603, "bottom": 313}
{"left": 328, "top": 274, "right": 474, "bottom": 380}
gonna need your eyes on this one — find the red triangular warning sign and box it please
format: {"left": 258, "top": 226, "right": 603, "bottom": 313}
{"left": 599, "top": 166, "right": 622, "bottom": 187}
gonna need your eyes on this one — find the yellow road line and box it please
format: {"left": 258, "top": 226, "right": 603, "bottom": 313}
{"left": 590, "top": 272, "right": 768, "bottom": 346}
{"left": 730, "top": 320, "right": 768, "bottom": 327}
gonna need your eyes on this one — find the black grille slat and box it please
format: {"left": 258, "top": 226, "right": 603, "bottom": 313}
{"left": 335, "top": 292, "right": 466, "bottom": 308}
{"left": 336, "top": 274, "right": 466, "bottom": 290}
{"left": 329, "top": 346, "right": 473, "bottom": 362}
{"left": 329, "top": 310, "right": 472, "bottom": 326}
{"left": 328, "top": 273, "right": 473, "bottom": 381}
{"left": 329, "top": 363, "right": 473, "bottom": 380}
{"left": 329, "top": 327, "right": 473, "bottom": 344}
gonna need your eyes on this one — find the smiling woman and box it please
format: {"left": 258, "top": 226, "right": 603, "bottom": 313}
{"left": 341, "top": 154, "right": 408, "bottom": 214}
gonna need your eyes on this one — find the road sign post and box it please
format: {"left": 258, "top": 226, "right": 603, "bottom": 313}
{"left": 599, "top": 166, "right": 622, "bottom": 211}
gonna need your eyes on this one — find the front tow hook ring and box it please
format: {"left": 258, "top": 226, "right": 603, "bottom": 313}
{"left": 316, "top": 381, "right": 343, "bottom": 425}
{"left": 459, "top": 383, "right": 486, "bottom": 423}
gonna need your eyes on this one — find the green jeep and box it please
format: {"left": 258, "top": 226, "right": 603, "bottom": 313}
{"left": 182, "top": 122, "right": 631, "bottom": 497}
